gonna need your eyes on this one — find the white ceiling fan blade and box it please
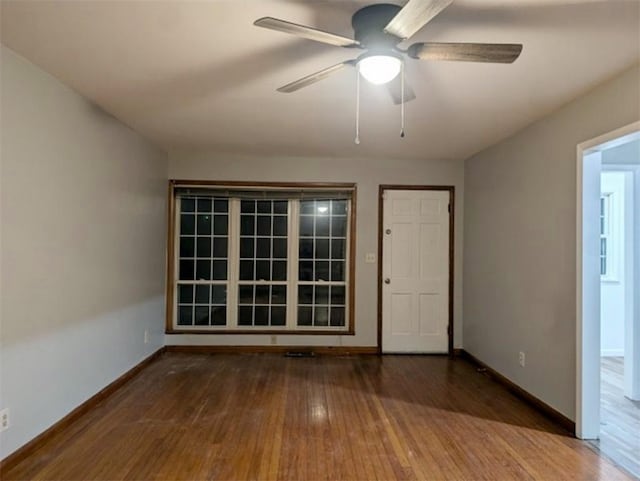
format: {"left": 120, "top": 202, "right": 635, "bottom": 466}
{"left": 384, "top": 0, "right": 453, "bottom": 40}
{"left": 255, "top": 17, "right": 360, "bottom": 48}
{"left": 277, "top": 61, "right": 356, "bottom": 93}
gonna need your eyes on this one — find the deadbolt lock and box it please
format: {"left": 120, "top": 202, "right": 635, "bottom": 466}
{"left": 385, "top": 229, "right": 391, "bottom": 235}
{"left": 384, "top": 278, "right": 391, "bottom": 284}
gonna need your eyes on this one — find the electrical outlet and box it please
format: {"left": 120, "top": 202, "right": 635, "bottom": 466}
{"left": 0, "top": 408, "right": 9, "bottom": 432}
{"left": 519, "top": 351, "right": 526, "bottom": 367}
{"left": 270, "top": 335, "right": 277, "bottom": 345}
{"left": 144, "top": 329, "right": 149, "bottom": 344}
{"left": 365, "top": 253, "right": 376, "bottom": 264}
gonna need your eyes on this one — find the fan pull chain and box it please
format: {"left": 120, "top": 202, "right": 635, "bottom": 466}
{"left": 355, "top": 64, "right": 361, "bottom": 145}
{"left": 400, "top": 61, "right": 405, "bottom": 138}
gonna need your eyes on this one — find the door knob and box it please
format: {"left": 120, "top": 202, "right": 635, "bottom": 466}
{"left": 384, "top": 278, "right": 391, "bottom": 284}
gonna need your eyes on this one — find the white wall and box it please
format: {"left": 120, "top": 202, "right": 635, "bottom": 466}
{"left": 0, "top": 46, "right": 168, "bottom": 459}
{"left": 168, "top": 152, "right": 464, "bottom": 348}
{"left": 463, "top": 63, "right": 640, "bottom": 420}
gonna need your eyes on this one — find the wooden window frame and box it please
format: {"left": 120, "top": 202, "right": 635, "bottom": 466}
{"left": 165, "top": 180, "right": 357, "bottom": 335}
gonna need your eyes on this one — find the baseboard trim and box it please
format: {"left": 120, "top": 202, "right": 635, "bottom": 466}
{"left": 165, "top": 345, "right": 378, "bottom": 355}
{"left": 458, "top": 349, "right": 576, "bottom": 435}
{"left": 0, "top": 347, "right": 165, "bottom": 474}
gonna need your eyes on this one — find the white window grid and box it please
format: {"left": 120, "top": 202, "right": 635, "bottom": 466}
{"left": 173, "top": 196, "right": 351, "bottom": 331}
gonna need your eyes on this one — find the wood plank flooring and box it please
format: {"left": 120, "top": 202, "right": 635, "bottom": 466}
{"left": 590, "top": 357, "right": 640, "bottom": 478}
{"left": 3, "top": 353, "right": 635, "bottom": 481}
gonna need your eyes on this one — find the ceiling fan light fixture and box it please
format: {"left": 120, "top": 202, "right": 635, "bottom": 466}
{"left": 357, "top": 53, "right": 402, "bottom": 85}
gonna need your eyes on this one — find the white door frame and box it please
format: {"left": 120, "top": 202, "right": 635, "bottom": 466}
{"left": 576, "top": 121, "right": 640, "bottom": 439}
{"left": 377, "top": 185, "right": 455, "bottom": 355}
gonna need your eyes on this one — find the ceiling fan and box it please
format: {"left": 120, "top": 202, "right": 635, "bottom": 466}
{"left": 254, "top": 0, "right": 523, "bottom": 104}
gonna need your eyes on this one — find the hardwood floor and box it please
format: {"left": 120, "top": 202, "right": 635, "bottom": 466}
{"left": 590, "top": 357, "right": 640, "bottom": 478}
{"left": 3, "top": 353, "right": 635, "bottom": 481}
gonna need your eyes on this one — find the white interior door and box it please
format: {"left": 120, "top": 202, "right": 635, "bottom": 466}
{"left": 382, "top": 189, "right": 451, "bottom": 353}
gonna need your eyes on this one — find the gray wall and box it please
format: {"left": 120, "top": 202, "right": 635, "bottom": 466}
{"left": 0, "top": 46, "right": 168, "bottom": 458}
{"left": 168, "top": 152, "right": 464, "bottom": 348}
{"left": 463, "top": 63, "right": 640, "bottom": 419}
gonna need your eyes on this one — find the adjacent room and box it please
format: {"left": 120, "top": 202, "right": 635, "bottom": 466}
{"left": 1, "top": 1, "right": 639, "bottom": 480}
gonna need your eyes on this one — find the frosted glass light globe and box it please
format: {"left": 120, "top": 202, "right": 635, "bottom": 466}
{"left": 358, "top": 55, "right": 402, "bottom": 85}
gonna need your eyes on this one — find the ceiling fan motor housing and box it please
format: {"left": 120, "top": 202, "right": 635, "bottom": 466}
{"left": 351, "top": 4, "right": 403, "bottom": 49}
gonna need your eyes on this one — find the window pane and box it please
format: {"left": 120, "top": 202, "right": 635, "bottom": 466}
{"left": 331, "top": 217, "right": 347, "bottom": 237}
{"left": 255, "top": 285, "right": 270, "bottom": 304}
{"left": 241, "top": 215, "right": 255, "bottom": 235}
{"left": 181, "top": 198, "right": 195, "bottom": 213}
{"left": 180, "top": 237, "right": 195, "bottom": 258}
{"left": 214, "top": 199, "right": 228, "bottom": 213}
{"left": 316, "top": 201, "right": 330, "bottom": 215}
{"left": 315, "top": 239, "right": 329, "bottom": 259}
{"left": 197, "top": 237, "right": 211, "bottom": 258}
{"left": 272, "top": 261, "right": 287, "bottom": 281}
{"left": 241, "top": 200, "right": 255, "bottom": 213}
{"left": 214, "top": 215, "right": 228, "bottom": 235}
{"left": 179, "top": 260, "right": 194, "bottom": 280}
{"left": 240, "top": 238, "right": 254, "bottom": 258}
{"left": 272, "top": 285, "right": 287, "bottom": 304}
{"left": 330, "top": 307, "right": 345, "bottom": 327}
{"left": 255, "top": 306, "right": 269, "bottom": 325}
{"left": 212, "top": 285, "right": 227, "bottom": 304}
{"left": 194, "top": 306, "right": 209, "bottom": 326}
{"left": 332, "top": 200, "right": 347, "bottom": 215}
{"left": 315, "top": 306, "right": 329, "bottom": 326}
{"left": 331, "top": 261, "right": 344, "bottom": 281}
{"left": 273, "top": 216, "right": 287, "bottom": 236}
{"left": 213, "top": 260, "right": 227, "bottom": 280}
{"left": 256, "top": 261, "right": 270, "bottom": 280}
{"left": 196, "top": 260, "right": 211, "bottom": 280}
{"left": 197, "top": 198, "right": 212, "bottom": 212}
{"left": 178, "top": 306, "right": 193, "bottom": 325}
{"left": 300, "top": 216, "right": 314, "bottom": 237}
{"left": 240, "top": 260, "right": 254, "bottom": 280}
{"left": 300, "top": 201, "right": 315, "bottom": 214}
{"left": 179, "top": 284, "right": 193, "bottom": 304}
{"left": 213, "top": 237, "right": 228, "bottom": 258}
{"left": 274, "top": 201, "right": 287, "bottom": 214}
{"left": 181, "top": 215, "right": 195, "bottom": 235}
{"left": 299, "top": 239, "right": 313, "bottom": 259}
{"left": 331, "top": 239, "right": 345, "bottom": 259}
{"left": 211, "top": 306, "right": 226, "bottom": 326}
{"left": 273, "top": 239, "right": 287, "bottom": 258}
{"left": 331, "top": 286, "right": 346, "bottom": 305}
{"left": 298, "top": 307, "right": 312, "bottom": 326}
{"left": 238, "top": 306, "right": 253, "bottom": 325}
{"left": 315, "top": 261, "right": 329, "bottom": 281}
{"left": 271, "top": 307, "right": 286, "bottom": 326}
{"left": 316, "top": 217, "right": 330, "bottom": 236}
{"left": 257, "top": 201, "right": 271, "bottom": 214}
{"left": 195, "top": 285, "right": 210, "bottom": 304}
{"left": 256, "top": 238, "right": 271, "bottom": 258}
{"left": 299, "top": 261, "right": 313, "bottom": 281}
{"left": 197, "top": 215, "right": 212, "bottom": 235}
{"left": 298, "top": 285, "right": 313, "bottom": 304}
{"left": 239, "top": 285, "right": 254, "bottom": 304}
{"left": 315, "top": 286, "right": 329, "bottom": 305}
{"left": 257, "top": 216, "right": 271, "bottom": 236}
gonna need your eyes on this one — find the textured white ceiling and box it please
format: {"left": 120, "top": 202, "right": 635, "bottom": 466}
{"left": 1, "top": 0, "right": 639, "bottom": 160}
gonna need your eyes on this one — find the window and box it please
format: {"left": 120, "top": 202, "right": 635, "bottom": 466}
{"left": 600, "top": 194, "right": 610, "bottom": 277}
{"left": 167, "top": 181, "right": 356, "bottom": 334}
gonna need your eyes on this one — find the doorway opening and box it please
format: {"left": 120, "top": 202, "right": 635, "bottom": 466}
{"left": 377, "top": 185, "right": 454, "bottom": 355}
{"left": 577, "top": 121, "right": 639, "bottom": 477}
